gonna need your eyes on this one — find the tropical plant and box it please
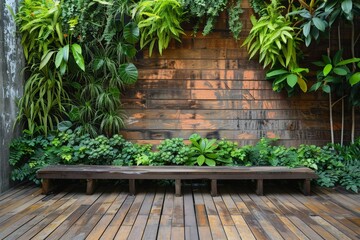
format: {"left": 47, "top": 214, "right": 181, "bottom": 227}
{"left": 150, "top": 138, "right": 191, "bottom": 165}
{"left": 64, "top": 0, "right": 139, "bottom": 137}
{"left": 132, "top": 0, "right": 185, "bottom": 56}
{"left": 243, "top": 0, "right": 301, "bottom": 70}
{"left": 13, "top": 0, "right": 85, "bottom": 136}
{"left": 228, "top": 0, "right": 244, "bottom": 40}
{"left": 187, "top": 133, "right": 219, "bottom": 166}
{"left": 180, "top": 0, "right": 227, "bottom": 36}
{"left": 266, "top": 67, "right": 309, "bottom": 95}
{"left": 288, "top": 1, "right": 330, "bottom": 46}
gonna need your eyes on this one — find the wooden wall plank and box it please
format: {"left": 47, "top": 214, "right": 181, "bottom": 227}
{"left": 120, "top": 0, "right": 360, "bottom": 146}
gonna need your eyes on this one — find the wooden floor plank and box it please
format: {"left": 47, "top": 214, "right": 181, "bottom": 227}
{"left": 100, "top": 195, "right": 135, "bottom": 240}
{"left": 208, "top": 215, "right": 228, "bottom": 239}
{"left": 213, "top": 195, "right": 235, "bottom": 226}
{"left": 184, "top": 186, "right": 199, "bottom": 240}
{"left": 240, "top": 193, "right": 285, "bottom": 240}
{"left": 15, "top": 192, "right": 78, "bottom": 240}
{"left": 290, "top": 192, "right": 360, "bottom": 238}
{"left": 172, "top": 194, "right": 184, "bottom": 227}
{"left": 231, "top": 215, "right": 256, "bottom": 240}
{"left": 85, "top": 191, "right": 128, "bottom": 240}
{"left": 269, "top": 192, "right": 338, "bottom": 240}
{"left": 157, "top": 214, "right": 172, "bottom": 240}
{"left": 248, "top": 193, "right": 301, "bottom": 240}
{"left": 0, "top": 182, "right": 358, "bottom": 240}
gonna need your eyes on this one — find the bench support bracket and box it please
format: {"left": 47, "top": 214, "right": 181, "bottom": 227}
{"left": 129, "top": 179, "right": 136, "bottom": 195}
{"left": 256, "top": 179, "right": 264, "bottom": 196}
{"left": 303, "top": 179, "right": 311, "bottom": 196}
{"left": 175, "top": 179, "right": 181, "bottom": 196}
{"left": 86, "top": 179, "right": 95, "bottom": 195}
{"left": 211, "top": 179, "right": 218, "bottom": 196}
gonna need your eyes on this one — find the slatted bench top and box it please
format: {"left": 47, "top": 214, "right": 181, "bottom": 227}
{"left": 37, "top": 165, "right": 318, "bottom": 179}
{"left": 37, "top": 165, "right": 318, "bottom": 196}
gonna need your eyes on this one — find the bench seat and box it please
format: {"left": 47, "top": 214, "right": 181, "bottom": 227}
{"left": 36, "top": 165, "right": 318, "bottom": 196}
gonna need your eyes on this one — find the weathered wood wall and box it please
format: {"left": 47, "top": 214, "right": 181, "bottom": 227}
{"left": 0, "top": 0, "right": 24, "bottom": 193}
{"left": 121, "top": 1, "right": 359, "bottom": 146}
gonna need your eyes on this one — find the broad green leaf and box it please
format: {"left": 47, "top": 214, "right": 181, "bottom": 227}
{"left": 63, "top": 44, "right": 69, "bottom": 62}
{"left": 292, "top": 68, "right": 309, "bottom": 73}
{"left": 93, "top": 58, "right": 104, "bottom": 71}
{"left": 333, "top": 50, "right": 343, "bottom": 66}
{"left": 303, "top": 21, "right": 311, "bottom": 37}
{"left": 333, "top": 67, "right": 348, "bottom": 76}
{"left": 205, "top": 158, "right": 216, "bottom": 166}
{"left": 309, "top": 81, "right": 322, "bottom": 92}
{"left": 40, "top": 50, "right": 55, "bottom": 70}
{"left": 287, "top": 74, "right": 298, "bottom": 88}
{"left": 313, "top": 61, "right": 326, "bottom": 67}
{"left": 124, "top": 22, "right": 140, "bottom": 44}
{"left": 197, "top": 155, "right": 205, "bottom": 166}
{"left": 58, "top": 121, "right": 72, "bottom": 132}
{"left": 322, "top": 84, "right": 331, "bottom": 93}
{"left": 71, "top": 44, "right": 85, "bottom": 71}
{"left": 312, "top": 17, "right": 326, "bottom": 32}
{"left": 119, "top": 63, "right": 138, "bottom": 84}
{"left": 305, "top": 35, "right": 311, "bottom": 47}
{"left": 55, "top": 48, "right": 63, "bottom": 68}
{"left": 341, "top": 0, "right": 352, "bottom": 14}
{"left": 349, "top": 72, "right": 360, "bottom": 86}
{"left": 323, "top": 64, "right": 333, "bottom": 76}
{"left": 297, "top": 77, "right": 307, "bottom": 92}
{"left": 337, "top": 58, "right": 360, "bottom": 66}
{"left": 266, "top": 69, "right": 288, "bottom": 78}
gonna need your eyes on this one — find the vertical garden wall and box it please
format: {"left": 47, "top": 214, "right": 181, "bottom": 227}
{"left": 120, "top": 0, "right": 359, "bottom": 146}
{"left": 0, "top": 0, "right": 24, "bottom": 192}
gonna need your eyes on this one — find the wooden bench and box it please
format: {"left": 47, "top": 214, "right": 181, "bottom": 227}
{"left": 36, "top": 165, "right": 318, "bottom": 196}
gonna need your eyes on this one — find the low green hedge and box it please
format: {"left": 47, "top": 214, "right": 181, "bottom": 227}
{"left": 9, "top": 122, "right": 360, "bottom": 193}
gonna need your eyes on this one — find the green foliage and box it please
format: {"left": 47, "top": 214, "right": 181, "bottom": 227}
{"left": 9, "top": 130, "right": 360, "bottom": 192}
{"left": 150, "top": 138, "right": 191, "bottom": 165}
{"left": 243, "top": 0, "right": 301, "bottom": 70}
{"left": 188, "top": 134, "right": 219, "bottom": 166}
{"left": 310, "top": 50, "right": 360, "bottom": 104}
{"left": 249, "top": 0, "right": 267, "bottom": 16}
{"left": 325, "top": 0, "right": 360, "bottom": 24}
{"left": 9, "top": 132, "right": 60, "bottom": 185}
{"left": 266, "top": 67, "right": 309, "bottom": 95}
{"left": 289, "top": 1, "right": 330, "bottom": 46}
{"left": 132, "top": 0, "right": 185, "bottom": 56}
{"left": 13, "top": 0, "right": 85, "bottom": 136}
{"left": 180, "top": 0, "right": 227, "bottom": 36}
{"left": 14, "top": 0, "right": 139, "bottom": 137}
{"left": 246, "top": 137, "right": 277, "bottom": 166}
{"left": 216, "top": 139, "right": 240, "bottom": 165}
{"left": 228, "top": 0, "right": 244, "bottom": 40}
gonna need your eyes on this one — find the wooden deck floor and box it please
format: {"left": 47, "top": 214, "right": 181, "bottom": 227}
{"left": 0, "top": 180, "right": 359, "bottom": 240}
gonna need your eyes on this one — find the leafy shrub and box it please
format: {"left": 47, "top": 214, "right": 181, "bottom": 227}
{"left": 9, "top": 129, "right": 360, "bottom": 192}
{"left": 10, "top": 133, "right": 59, "bottom": 184}
{"left": 150, "top": 138, "right": 190, "bottom": 165}
{"left": 132, "top": 0, "right": 185, "bottom": 56}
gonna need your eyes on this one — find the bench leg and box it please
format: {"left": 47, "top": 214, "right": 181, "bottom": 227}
{"left": 41, "top": 179, "right": 51, "bottom": 194}
{"left": 86, "top": 179, "right": 95, "bottom": 194}
{"left": 303, "top": 179, "right": 311, "bottom": 196}
{"left": 211, "top": 179, "right": 218, "bottom": 196}
{"left": 129, "top": 179, "right": 136, "bottom": 195}
{"left": 256, "top": 179, "right": 263, "bottom": 196}
{"left": 175, "top": 179, "right": 182, "bottom": 197}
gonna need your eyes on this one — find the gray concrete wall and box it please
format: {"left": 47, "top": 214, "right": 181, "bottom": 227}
{"left": 0, "top": 0, "right": 24, "bottom": 193}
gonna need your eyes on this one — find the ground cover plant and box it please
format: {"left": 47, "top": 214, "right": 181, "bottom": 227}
{"left": 9, "top": 122, "right": 360, "bottom": 193}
